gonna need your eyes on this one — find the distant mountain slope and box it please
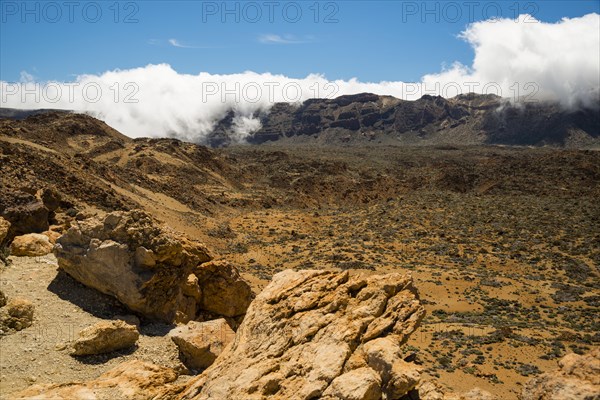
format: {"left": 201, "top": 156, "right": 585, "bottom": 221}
{"left": 0, "top": 108, "right": 72, "bottom": 120}
{"left": 2, "top": 109, "right": 599, "bottom": 245}
{"left": 208, "top": 93, "right": 600, "bottom": 148}
{"left": 3, "top": 91, "right": 599, "bottom": 149}
{"left": 0, "top": 110, "right": 130, "bottom": 155}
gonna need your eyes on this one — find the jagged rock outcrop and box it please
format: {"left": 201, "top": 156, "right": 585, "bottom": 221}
{"left": 54, "top": 210, "right": 252, "bottom": 323}
{"left": 169, "top": 319, "right": 236, "bottom": 371}
{"left": 71, "top": 320, "right": 140, "bottom": 356}
{"left": 9, "top": 233, "right": 53, "bottom": 256}
{"left": 521, "top": 348, "right": 600, "bottom": 400}
{"left": 17, "top": 360, "right": 181, "bottom": 400}
{"left": 178, "top": 269, "right": 426, "bottom": 400}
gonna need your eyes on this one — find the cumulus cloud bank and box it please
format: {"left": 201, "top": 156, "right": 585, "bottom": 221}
{"left": 1, "top": 13, "right": 598, "bottom": 142}
{"left": 423, "top": 13, "right": 600, "bottom": 108}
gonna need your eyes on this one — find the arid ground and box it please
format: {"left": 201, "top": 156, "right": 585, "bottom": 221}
{"left": 1, "top": 113, "right": 599, "bottom": 398}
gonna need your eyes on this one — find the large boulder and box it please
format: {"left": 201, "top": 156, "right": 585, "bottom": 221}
{"left": 2, "top": 200, "right": 49, "bottom": 240}
{"left": 17, "top": 360, "right": 179, "bottom": 400}
{"left": 169, "top": 319, "right": 236, "bottom": 371}
{"left": 178, "top": 269, "right": 426, "bottom": 400}
{"left": 71, "top": 320, "right": 140, "bottom": 356}
{"left": 0, "top": 297, "right": 34, "bottom": 333}
{"left": 40, "top": 187, "right": 62, "bottom": 212}
{"left": 521, "top": 348, "right": 600, "bottom": 400}
{"left": 9, "top": 233, "right": 53, "bottom": 256}
{"left": 195, "top": 261, "right": 254, "bottom": 317}
{"left": 54, "top": 210, "right": 252, "bottom": 323}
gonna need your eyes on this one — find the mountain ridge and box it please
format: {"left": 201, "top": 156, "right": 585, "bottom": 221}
{"left": 2, "top": 92, "right": 599, "bottom": 149}
{"left": 209, "top": 92, "right": 600, "bottom": 148}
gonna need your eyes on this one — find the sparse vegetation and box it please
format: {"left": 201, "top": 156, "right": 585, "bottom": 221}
{"left": 1, "top": 115, "right": 599, "bottom": 400}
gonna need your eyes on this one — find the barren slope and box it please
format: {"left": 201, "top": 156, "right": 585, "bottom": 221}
{"left": 1, "top": 111, "right": 599, "bottom": 399}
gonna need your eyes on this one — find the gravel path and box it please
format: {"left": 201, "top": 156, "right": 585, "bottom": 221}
{"left": 0, "top": 254, "right": 185, "bottom": 398}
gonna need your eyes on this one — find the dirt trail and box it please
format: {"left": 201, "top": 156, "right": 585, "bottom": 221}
{"left": 0, "top": 255, "right": 188, "bottom": 399}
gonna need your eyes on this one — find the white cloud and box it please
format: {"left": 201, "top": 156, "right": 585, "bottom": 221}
{"left": 1, "top": 13, "right": 598, "bottom": 143}
{"left": 19, "top": 71, "right": 36, "bottom": 83}
{"left": 423, "top": 13, "right": 600, "bottom": 108}
{"left": 148, "top": 38, "right": 206, "bottom": 48}
{"left": 168, "top": 39, "right": 190, "bottom": 48}
{"left": 169, "top": 38, "right": 210, "bottom": 49}
{"left": 258, "top": 34, "right": 310, "bottom": 44}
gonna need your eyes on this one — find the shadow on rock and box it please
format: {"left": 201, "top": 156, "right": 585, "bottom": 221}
{"left": 140, "top": 321, "right": 176, "bottom": 337}
{"left": 47, "top": 269, "right": 128, "bottom": 319}
{"left": 71, "top": 345, "right": 139, "bottom": 365}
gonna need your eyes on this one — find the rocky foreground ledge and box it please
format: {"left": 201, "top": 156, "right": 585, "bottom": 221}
{"left": 16, "top": 265, "right": 600, "bottom": 399}
{"left": 17, "top": 268, "right": 426, "bottom": 400}
{"left": 178, "top": 269, "right": 425, "bottom": 400}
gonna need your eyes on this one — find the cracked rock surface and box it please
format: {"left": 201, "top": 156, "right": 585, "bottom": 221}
{"left": 54, "top": 210, "right": 252, "bottom": 324}
{"left": 178, "top": 269, "right": 425, "bottom": 400}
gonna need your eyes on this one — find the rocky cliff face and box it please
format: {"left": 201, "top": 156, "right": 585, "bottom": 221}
{"left": 208, "top": 93, "right": 600, "bottom": 148}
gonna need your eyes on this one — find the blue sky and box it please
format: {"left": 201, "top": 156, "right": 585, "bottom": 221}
{"left": 1, "top": 1, "right": 599, "bottom": 82}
